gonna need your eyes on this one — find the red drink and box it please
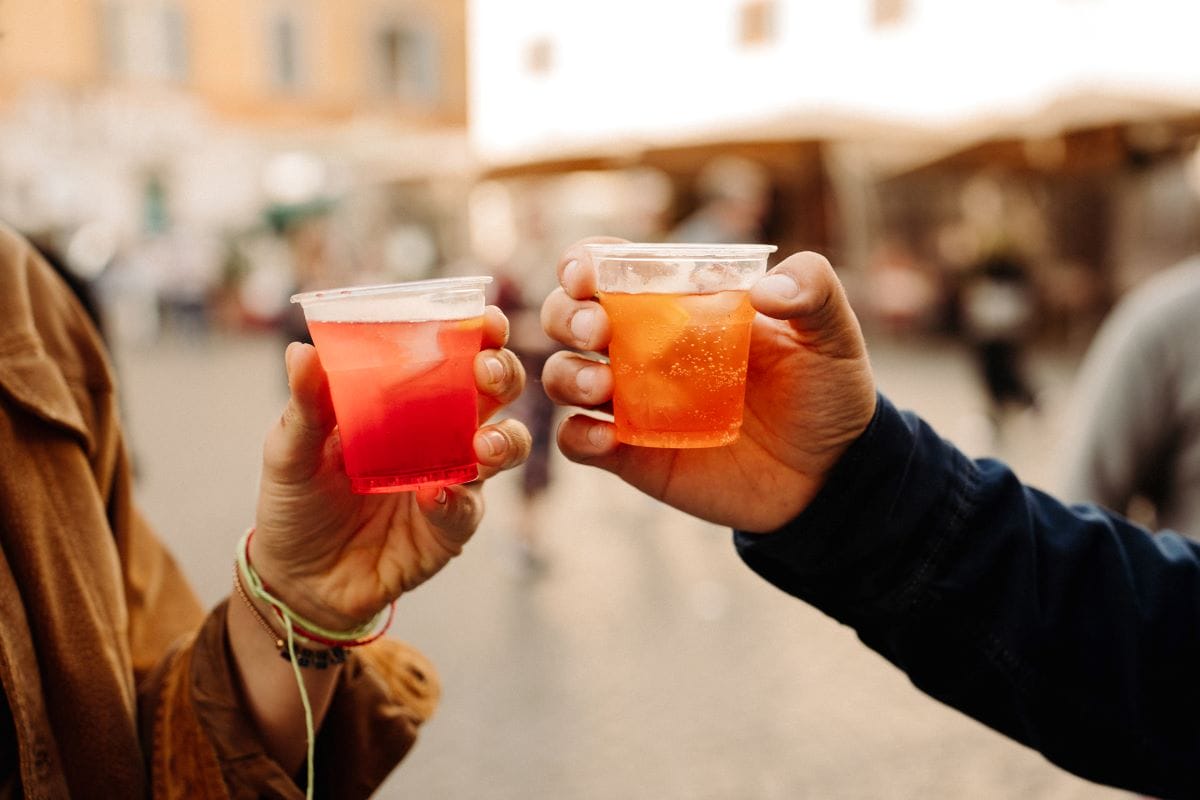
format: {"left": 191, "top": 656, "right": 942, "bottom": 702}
{"left": 307, "top": 317, "right": 483, "bottom": 493}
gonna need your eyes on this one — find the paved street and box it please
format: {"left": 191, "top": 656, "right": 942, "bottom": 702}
{"left": 114, "top": 327, "right": 1126, "bottom": 800}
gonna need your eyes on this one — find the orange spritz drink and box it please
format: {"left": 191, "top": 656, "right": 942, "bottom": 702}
{"left": 586, "top": 243, "right": 775, "bottom": 449}
{"left": 291, "top": 277, "right": 492, "bottom": 493}
{"left": 600, "top": 289, "right": 756, "bottom": 447}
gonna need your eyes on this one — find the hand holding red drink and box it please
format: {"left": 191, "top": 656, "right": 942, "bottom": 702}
{"left": 250, "top": 303, "right": 531, "bottom": 631}
{"left": 540, "top": 237, "right": 878, "bottom": 533}
{"left": 293, "top": 277, "right": 496, "bottom": 493}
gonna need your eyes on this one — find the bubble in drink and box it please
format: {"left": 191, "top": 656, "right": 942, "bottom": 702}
{"left": 587, "top": 242, "right": 773, "bottom": 449}
{"left": 600, "top": 290, "right": 756, "bottom": 448}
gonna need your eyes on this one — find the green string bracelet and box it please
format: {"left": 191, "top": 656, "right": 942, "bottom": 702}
{"left": 235, "top": 527, "right": 396, "bottom": 799}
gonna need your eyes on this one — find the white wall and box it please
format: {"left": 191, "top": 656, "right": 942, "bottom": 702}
{"left": 468, "top": 0, "right": 1200, "bottom": 166}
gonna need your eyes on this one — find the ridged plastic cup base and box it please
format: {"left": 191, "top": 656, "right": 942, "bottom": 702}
{"left": 616, "top": 427, "right": 742, "bottom": 449}
{"left": 349, "top": 463, "right": 478, "bottom": 494}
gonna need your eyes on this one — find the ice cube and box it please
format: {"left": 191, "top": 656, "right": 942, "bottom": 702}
{"left": 401, "top": 321, "right": 444, "bottom": 366}
{"left": 677, "top": 290, "right": 748, "bottom": 322}
{"left": 691, "top": 261, "right": 733, "bottom": 293}
{"left": 619, "top": 297, "right": 691, "bottom": 365}
{"left": 617, "top": 368, "right": 700, "bottom": 436}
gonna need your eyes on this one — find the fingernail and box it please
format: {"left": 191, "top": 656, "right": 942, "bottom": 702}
{"left": 434, "top": 488, "right": 448, "bottom": 505}
{"left": 759, "top": 273, "right": 799, "bottom": 299}
{"left": 570, "top": 309, "right": 595, "bottom": 346}
{"left": 284, "top": 341, "right": 301, "bottom": 373}
{"left": 481, "top": 429, "right": 507, "bottom": 457}
{"left": 586, "top": 422, "right": 611, "bottom": 449}
{"left": 484, "top": 356, "right": 505, "bottom": 384}
{"left": 563, "top": 259, "right": 580, "bottom": 286}
{"left": 576, "top": 365, "right": 598, "bottom": 395}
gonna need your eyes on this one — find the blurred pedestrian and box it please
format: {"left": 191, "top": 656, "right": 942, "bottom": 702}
{"left": 492, "top": 271, "right": 558, "bottom": 573}
{"left": 1062, "top": 256, "right": 1200, "bottom": 539}
{"left": 540, "top": 236, "right": 1200, "bottom": 799}
{"left": 669, "top": 156, "right": 772, "bottom": 244}
{"left": 865, "top": 238, "right": 940, "bottom": 335}
{"left": 0, "top": 222, "right": 531, "bottom": 797}
{"left": 959, "top": 250, "right": 1040, "bottom": 432}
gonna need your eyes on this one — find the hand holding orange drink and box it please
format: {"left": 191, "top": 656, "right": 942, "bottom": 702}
{"left": 585, "top": 243, "right": 775, "bottom": 448}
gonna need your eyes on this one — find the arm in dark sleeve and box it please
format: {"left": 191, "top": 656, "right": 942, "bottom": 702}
{"left": 735, "top": 394, "right": 1200, "bottom": 799}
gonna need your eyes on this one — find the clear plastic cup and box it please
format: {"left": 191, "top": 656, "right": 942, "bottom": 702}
{"left": 290, "top": 277, "right": 492, "bottom": 493}
{"left": 585, "top": 243, "right": 775, "bottom": 448}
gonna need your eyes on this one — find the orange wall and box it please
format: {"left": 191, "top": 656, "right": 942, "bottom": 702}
{"left": 0, "top": 0, "right": 465, "bottom": 126}
{"left": 0, "top": 0, "right": 101, "bottom": 94}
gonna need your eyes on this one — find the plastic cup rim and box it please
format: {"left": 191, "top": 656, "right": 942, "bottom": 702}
{"left": 290, "top": 276, "right": 493, "bottom": 306}
{"left": 583, "top": 242, "right": 777, "bottom": 260}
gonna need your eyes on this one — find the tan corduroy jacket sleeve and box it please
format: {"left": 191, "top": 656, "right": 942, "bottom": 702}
{"left": 0, "top": 224, "right": 438, "bottom": 799}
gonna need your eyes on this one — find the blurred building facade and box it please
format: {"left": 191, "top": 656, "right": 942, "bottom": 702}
{"left": 468, "top": 0, "right": 1200, "bottom": 341}
{"left": 0, "top": 0, "right": 472, "bottom": 337}
{"left": 5, "top": 0, "right": 1200, "bottom": 345}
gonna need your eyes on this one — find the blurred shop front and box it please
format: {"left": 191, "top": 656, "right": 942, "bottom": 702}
{"left": 865, "top": 116, "right": 1200, "bottom": 345}
{"left": 472, "top": 138, "right": 834, "bottom": 274}
{"left": 466, "top": 0, "right": 1200, "bottom": 349}
{"left": 0, "top": 0, "right": 475, "bottom": 345}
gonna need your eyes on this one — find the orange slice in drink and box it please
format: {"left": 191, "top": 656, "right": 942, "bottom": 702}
{"left": 602, "top": 292, "right": 692, "bottom": 366}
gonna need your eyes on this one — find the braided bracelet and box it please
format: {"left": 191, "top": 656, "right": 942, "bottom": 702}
{"left": 232, "top": 565, "right": 347, "bottom": 669}
{"left": 234, "top": 526, "right": 397, "bottom": 799}
{"left": 237, "top": 528, "right": 396, "bottom": 648}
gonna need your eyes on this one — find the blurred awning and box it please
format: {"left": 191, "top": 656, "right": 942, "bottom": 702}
{"left": 842, "top": 89, "right": 1200, "bottom": 178}
{"left": 480, "top": 138, "right": 824, "bottom": 182}
{"left": 475, "top": 84, "right": 1200, "bottom": 181}
{"left": 470, "top": 2, "right": 1200, "bottom": 180}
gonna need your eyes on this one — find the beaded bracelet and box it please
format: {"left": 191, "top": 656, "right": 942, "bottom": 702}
{"left": 232, "top": 565, "right": 347, "bottom": 669}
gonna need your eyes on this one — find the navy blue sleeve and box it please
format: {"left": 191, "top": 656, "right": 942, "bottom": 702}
{"left": 735, "top": 394, "right": 1200, "bottom": 799}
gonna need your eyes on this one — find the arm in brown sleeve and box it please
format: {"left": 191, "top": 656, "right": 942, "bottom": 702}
{"left": 138, "top": 604, "right": 440, "bottom": 799}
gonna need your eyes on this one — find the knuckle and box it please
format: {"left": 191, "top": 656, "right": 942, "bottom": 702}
{"left": 504, "top": 421, "right": 534, "bottom": 466}
{"left": 539, "top": 356, "right": 572, "bottom": 402}
{"left": 502, "top": 349, "right": 526, "bottom": 386}
{"left": 802, "top": 251, "right": 835, "bottom": 276}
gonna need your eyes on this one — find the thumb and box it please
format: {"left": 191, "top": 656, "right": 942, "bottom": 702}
{"left": 749, "top": 251, "right": 867, "bottom": 361}
{"left": 263, "top": 342, "right": 338, "bottom": 481}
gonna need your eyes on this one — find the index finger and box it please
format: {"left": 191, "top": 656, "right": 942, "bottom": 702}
{"left": 481, "top": 305, "right": 509, "bottom": 349}
{"left": 556, "top": 236, "right": 627, "bottom": 300}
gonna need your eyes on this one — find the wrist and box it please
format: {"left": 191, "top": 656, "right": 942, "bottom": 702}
{"left": 247, "top": 530, "right": 373, "bottom": 632}
{"left": 238, "top": 528, "right": 395, "bottom": 648}
{"left": 230, "top": 569, "right": 349, "bottom": 668}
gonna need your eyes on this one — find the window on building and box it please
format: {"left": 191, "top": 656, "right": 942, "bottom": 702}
{"left": 269, "top": 11, "right": 304, "bottom": 92}
{"left": 738, "top": 0, "right": 777, "bottom": 46}
{"left": 100, "top": 1, "right": 189, "bottom": 83}
{"left": 525, "top": 37, "right": 554, "bottom": 76}
{"left": 162, "top": 5, "right": 188, "bottom": 81}
{"left": 373, "top": 23, "right": 439, "bottom": 102}
{"left": 101, "top": 3, "right": 128, "bottom": 76}
{"left": 873, "top": 0, "right": 909, "bottom": 28}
